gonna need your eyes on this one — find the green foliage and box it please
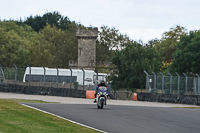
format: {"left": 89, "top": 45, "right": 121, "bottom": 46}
{"left": 73, "top": 81, "right": 79, "bottom": 90}
{"left": 110, "top": 42, "right": 161, "bottom": 90}
{"left": 0, "top": 21, "right": 35, "bottom": 67}
{"left": 28, "top": 24, "right": 77, "bottom": 68}
{"left": 0, "top": 13, "right": 78, "bottom": 68}
{"left": 160, "top": 60, "right": 172, "bottom": 72}
{"left": 155, "top": 25, "right": 187, "bottom": 62}
{"left": 18, "top": 11, "right": 79, "bottom": 68}
{"left": 169, "top": 30, "right": 200, "bottom": 73}
{"left": 22, "top": 11, "right": 79, "bottom": 32}
{"left": 96, "top": 26, "right": 132, "bottom": 62}
{"left": 97, "top": 26, "right": 132, "bottom": 50}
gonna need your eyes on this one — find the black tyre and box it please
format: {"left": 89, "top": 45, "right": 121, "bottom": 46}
{"left": 97, "top": 104, "right": 100, "bottom": 109}
{"left": 100, "top": 99, "right": 104, "bottom": 109}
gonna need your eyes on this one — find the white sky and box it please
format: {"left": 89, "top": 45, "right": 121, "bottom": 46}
{"left": 0, "top": 0, "right": 200, "bottom": 43}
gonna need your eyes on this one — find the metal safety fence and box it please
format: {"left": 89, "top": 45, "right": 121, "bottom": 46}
{"left": 0, "top": 66, "right": 101, "bottom": 90}
{"left": 144, "top": 70, "right": 200, "bottom": 95}
{"left": 0, "top": 65, "right": 116, "bottom": 98}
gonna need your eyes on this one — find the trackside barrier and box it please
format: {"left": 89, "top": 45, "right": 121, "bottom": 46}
{"left": 137, "top": 92, "right": 200, "bottom": 105}
{"left": 86, "top": 90, "right": 95, "bottom": 99}
{"left": 0, "top": 84, "right": 86, "bottom": 98}
{"left": 133, "top": 93, "right": 137, "bottom": 101}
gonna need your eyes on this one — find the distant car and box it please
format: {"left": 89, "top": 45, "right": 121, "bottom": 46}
{"left": 85, "top": 78, "right": 92, "bottom": 82}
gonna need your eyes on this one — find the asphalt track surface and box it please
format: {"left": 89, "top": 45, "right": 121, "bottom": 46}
{"left": 23, "top": 103, "right": 200, "bottom": 133}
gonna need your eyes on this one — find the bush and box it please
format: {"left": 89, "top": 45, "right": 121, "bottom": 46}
{"left": 73, "top": 82, "right": 79, "bottom": 90}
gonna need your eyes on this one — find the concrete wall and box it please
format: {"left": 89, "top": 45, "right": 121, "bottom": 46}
{"left": 137, "top": 92, "right": 200, "bottom": 106}
{"left": 0, "top": 84, "right": 86, "bottom": 98}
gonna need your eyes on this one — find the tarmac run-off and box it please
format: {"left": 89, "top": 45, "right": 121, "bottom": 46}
{"left": 0, "top": 92, "right": 198, "bottom": 108}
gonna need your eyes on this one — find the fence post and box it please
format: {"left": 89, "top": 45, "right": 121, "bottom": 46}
{"left": 183, "top": 73, "right": 188, "bottom": 94}
{"left": 68, "top": 68, "right": 72, "bottom": 97}
{"left": 94, "top": 69, "right": 98, "bottom": 81}
{"left": 56, "top": 68, "right": 59, "bottom": 88}
{"left": 69, "top": 68, "right": 72, "bottom": 90}
{"left": 43, "top": 67, "right": 46, "bottom": 87}
{"left": 191, "top": 72, "right": 196, "bottom": 95}
{"left": 27, "top": 65, "right": 31, "bottom": 89}
{"left": 160, "top": 72, "right": 164, "bottom": 94}
{"left": 81, "top": 68, "right": 85, "bottom": 91}
{"left": 13, "top": 64, "right": 17, "bottom": 85}
{"left": 196, "top": 73, "right": 200, "bottom": 94}
{"left": 144, "top": 70, "right": 149, "bottom": 93}
{"left": 175, "top": 72, "right": 180, "bottom": 94}
{"left": 0, "top": 64, "right": 7, "bottom": 84}
{"left": 152, "top": 71, "right": 157, "bottom": 93}
{"left": 0, "top": 64, "right": 1, "bottom": 84}
{"left": 168, "top": 72, "right": 172, "bottom": 94}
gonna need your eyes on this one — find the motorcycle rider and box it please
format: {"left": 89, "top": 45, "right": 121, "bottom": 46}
{"left": 94, "top": 80, "right": 108, "bottom": 103}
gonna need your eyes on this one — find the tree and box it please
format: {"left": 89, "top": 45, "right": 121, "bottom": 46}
{"left": 28, "top": 24, "right": 78, "bottom": 68}
{"left": 0, "top": 21, "right": 34, "bottom": 67}
{"left": 147, "top": 38, "right": 161, "bottom": 47}
{"left": 155, "top": 25, "right": 187, "bottom": 62}
{"left": 96, "top": 26, "right": 133, "bottom": 62}
{"left": 97, "top": 26, "right": 132, "bottom": 50}
{"left": 1, "top": 12, "right": 80, "bottom": 68}
{"left": 169, "top": 30, "right": 200, "bottom": 73}
{"left": 23, "top": 11, "right": 79, "bottom": 32}
{"left": 109, "top": 42, "right": 161, "bottom": 90}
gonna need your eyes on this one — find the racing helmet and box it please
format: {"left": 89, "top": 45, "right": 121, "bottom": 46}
{"left": 100, "top": 80, "right": 105, "bottom": 86}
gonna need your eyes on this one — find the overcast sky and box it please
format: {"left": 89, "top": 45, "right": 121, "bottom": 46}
{"left": 0, "top": 0, "right": 200, "bottom": 43}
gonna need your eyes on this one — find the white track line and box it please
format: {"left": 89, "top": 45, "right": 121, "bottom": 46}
{"left": 21, "top": 104, "right": 107, "bottom": 133}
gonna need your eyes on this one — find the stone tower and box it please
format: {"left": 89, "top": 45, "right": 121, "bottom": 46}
{"left": 76, "top": 27, "right": 98, "bottom": 69}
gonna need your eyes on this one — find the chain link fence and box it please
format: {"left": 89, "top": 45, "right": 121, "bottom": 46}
{"left": 144, "top": 71, "right": 200, "bottom": 95}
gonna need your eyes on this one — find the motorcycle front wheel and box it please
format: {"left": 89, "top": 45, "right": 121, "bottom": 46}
{"left": 97, "top": 104, "right": 100, "bottom": 109}
{"left": 100, "top": 98, "right": 104, "bottom": 109}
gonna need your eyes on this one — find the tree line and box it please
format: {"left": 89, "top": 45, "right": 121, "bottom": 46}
{"left": 0, "top": 11, "right": 200, "bottom": 90}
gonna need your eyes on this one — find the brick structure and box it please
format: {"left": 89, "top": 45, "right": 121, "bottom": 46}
{"left": 69, "top": 27, "right": 98, "bottom": 69}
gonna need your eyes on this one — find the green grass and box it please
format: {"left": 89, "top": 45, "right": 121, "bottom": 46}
{"left": 0, "top": 99, "right": 100, "bottom": 133}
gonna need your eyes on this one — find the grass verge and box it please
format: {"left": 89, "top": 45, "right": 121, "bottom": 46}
{"left": 0, "top": 99, "right": 100, "bottom": 133}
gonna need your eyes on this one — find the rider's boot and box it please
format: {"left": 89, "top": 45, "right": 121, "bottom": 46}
{"left": 94, "top": 93, "right": 97, "bottom": 103}
{"left": 93, "top": 99, "right": 96, "bottom": 103}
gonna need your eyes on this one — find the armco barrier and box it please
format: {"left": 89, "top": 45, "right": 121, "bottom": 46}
{"left": 86, "top": 90, "right": 95, "bottom": 99}
{"left": 137, "top": 92, "right": 200, "bottom": 106}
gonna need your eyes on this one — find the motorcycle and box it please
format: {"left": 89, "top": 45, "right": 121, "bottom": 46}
{"left": 96, "top": 86, "right": 108, "bottom": 109}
